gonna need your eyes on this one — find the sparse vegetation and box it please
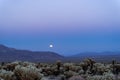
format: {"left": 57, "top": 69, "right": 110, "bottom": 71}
{"left": 0, "top": 59, "right": 120, "bottom": 80}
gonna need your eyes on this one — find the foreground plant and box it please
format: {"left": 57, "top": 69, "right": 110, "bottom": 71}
{"left": 14, "top": 65, "right": 43, "bottom": 80}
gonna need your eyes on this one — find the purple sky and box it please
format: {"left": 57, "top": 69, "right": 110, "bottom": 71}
{"left": 0, "top": 0, "right": 120, "bottom": 56}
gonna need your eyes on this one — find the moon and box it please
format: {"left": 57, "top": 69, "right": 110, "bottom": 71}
{"left": 49, "top": 44, "right": 53, "bottom": 48}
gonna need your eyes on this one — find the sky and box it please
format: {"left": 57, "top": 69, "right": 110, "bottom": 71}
{"left": 0, "top": 0, "right": 120, "bottom": 56}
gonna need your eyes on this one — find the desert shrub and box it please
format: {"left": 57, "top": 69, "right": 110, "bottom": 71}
{"left": 0, "top": 69, "right": 14, "bottom": 80}
{"left": 14, "top": 65, "right": 43, "bottom": 80}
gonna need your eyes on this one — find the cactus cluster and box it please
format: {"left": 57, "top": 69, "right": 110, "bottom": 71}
{"left": 0, "top": 59, "right": 120, "bottom": 80}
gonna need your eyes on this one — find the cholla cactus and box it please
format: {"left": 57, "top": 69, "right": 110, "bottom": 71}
{"left": 69, "top": 75, "right": 85, "bottom": 80}
{"left": 22, "top": 61, "right": 36, "bottom": 67}
{"left": 87, "top": 75, "right": 103, "bottom": 80}
{"left": 14, "top": 65, "right": 43, "bottom": 80}
{"left": 79, "top": 69, "right": 84, "bottom": 75}
{"left": 80, "top": 62, "right": 89, "bottom": 74}
{"left": 2, "top": 62, "right": 18, "bottom": 71}
{"left": 64, "top": 70, "right": 78, "bottom": 79}
{"left": 0, "top": 78, "right": 4, "bottom": 80}
{"left": 86, "top": 72, "right": 115, "bottom": 80}
{"left": 64, "top": 63, "right": 74, "bottom": 71}
{"left": 103, "top": 72, "right": 115, "bottom": 80}
{"left": 93, "top": 63, "right": 106, "bottom": 75}
{"left": 56, "top": 60, "right": 62, "bottom": 70}
{"left": 0, "top": 59, "right": 120, "bottom": 80}
{"left": 0, "top": 69, "right": 14, "bottom": 80}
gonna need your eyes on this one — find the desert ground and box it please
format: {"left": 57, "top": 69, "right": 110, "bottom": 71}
{"left": 0, "top": 59, "right": 120, "bottom": 80}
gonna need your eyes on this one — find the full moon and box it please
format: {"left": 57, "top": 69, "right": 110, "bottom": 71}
{"left": 49, "top": 44, "right": 53, "bottom": 48}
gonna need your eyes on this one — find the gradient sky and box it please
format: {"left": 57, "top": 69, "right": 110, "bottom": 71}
{"left": 0, "top": 0, "right": 120, "bottom": 56}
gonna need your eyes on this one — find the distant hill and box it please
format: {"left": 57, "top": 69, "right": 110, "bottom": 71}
{"left": 0, "top": 44, "right": 120, "bottom": 63}
{"left": 69, "top": 52, "right": 120, "bottom": 62}
{"left": 0, "top": 44, "right": 64, "bottom": 62}
{"left": 71, "top": 51, "right": 120, "bottom": 57}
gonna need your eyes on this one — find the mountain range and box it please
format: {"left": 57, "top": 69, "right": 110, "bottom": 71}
{"left": 68, "top": 52, "right": 120, "bottom": 62}
{"left": 0, "top": 44, "right": 63, "bottom": 62}
{"left": 0, "top": 44, "right": 120, "bottom": 62}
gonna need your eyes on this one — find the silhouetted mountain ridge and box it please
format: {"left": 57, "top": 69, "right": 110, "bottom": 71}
{"left": 68, "top": 51, "right": 120, "bottom": 62}
{"left": 0, "top": 44, "right": 64, "bottom": 62}
{"left": 71, "top": 51, "right": 120, "bottom": 57}
{"left": 0, "top": 44, "right": 120, "bottom": 62}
